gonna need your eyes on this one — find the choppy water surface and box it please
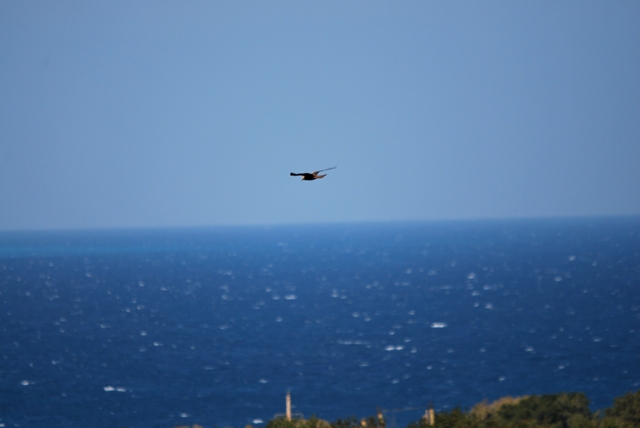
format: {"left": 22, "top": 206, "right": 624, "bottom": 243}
{"left": 1, "top": 218, "right": 639, "bottom": 427}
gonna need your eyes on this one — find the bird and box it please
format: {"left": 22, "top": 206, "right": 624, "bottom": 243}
{"left": 290, "top": 167, "right": 336, "bottom": 181}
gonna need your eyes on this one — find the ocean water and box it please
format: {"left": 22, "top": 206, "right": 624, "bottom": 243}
{"left": 0, "top": 218, "right": 638, "bottom": 428}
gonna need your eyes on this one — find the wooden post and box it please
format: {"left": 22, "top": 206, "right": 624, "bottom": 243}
{"left": 376, "top": 408, "right": 385, "bottom": 427}
{"left": 422, "top": 403, "right": 435, "bottom": 426}
{"left": 286, "top": 391, "right": 292, "bottom": 421}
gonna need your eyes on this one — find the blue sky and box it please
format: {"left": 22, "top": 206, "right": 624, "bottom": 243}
{"left": 1, "top": 1, "right": 639, "bottom": 230}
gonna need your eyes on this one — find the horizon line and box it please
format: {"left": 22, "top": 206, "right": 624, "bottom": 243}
{"left": 1, "top": 213, "right": 639, "bottom": 235}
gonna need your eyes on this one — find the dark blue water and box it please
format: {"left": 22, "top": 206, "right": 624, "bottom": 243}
{"left": 1, "top": 218, "right": 639, "bottom": 428}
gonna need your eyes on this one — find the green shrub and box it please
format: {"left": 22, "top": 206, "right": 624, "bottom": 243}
{"left": 266, "top": 417, "right": 301, "bottom": 428}
{"left": 566, "top": 414, "right": 594, "bottom": 428}
{"left": 604, "top": 391, "right": 640, "bottom": 426}
{"left": 497, "top": 392, "right": 591, "bottom": 428}
{"left": 268, "top": 390, "right": 640, "bottom": 428}
{"left": 432, "top": 407, "right": 476, "bottom": 428}
{"left": 471, "top": 396, "right": 528, "bottom": 421}
{"left": 330, "top": 417, "right": 360, "bottom": 428}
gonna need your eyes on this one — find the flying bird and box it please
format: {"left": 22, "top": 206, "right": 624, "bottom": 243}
{"left": 290, "top": 167, "right": 336, "bottom": 181}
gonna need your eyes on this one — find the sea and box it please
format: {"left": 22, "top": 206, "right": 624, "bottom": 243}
{"left": 0, "top": 217, "right": 638, "bottom": 428}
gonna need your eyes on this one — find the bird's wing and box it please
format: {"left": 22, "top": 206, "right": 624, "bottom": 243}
{"left": 312, "top": 167, "right": 337, "bottom": 174}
